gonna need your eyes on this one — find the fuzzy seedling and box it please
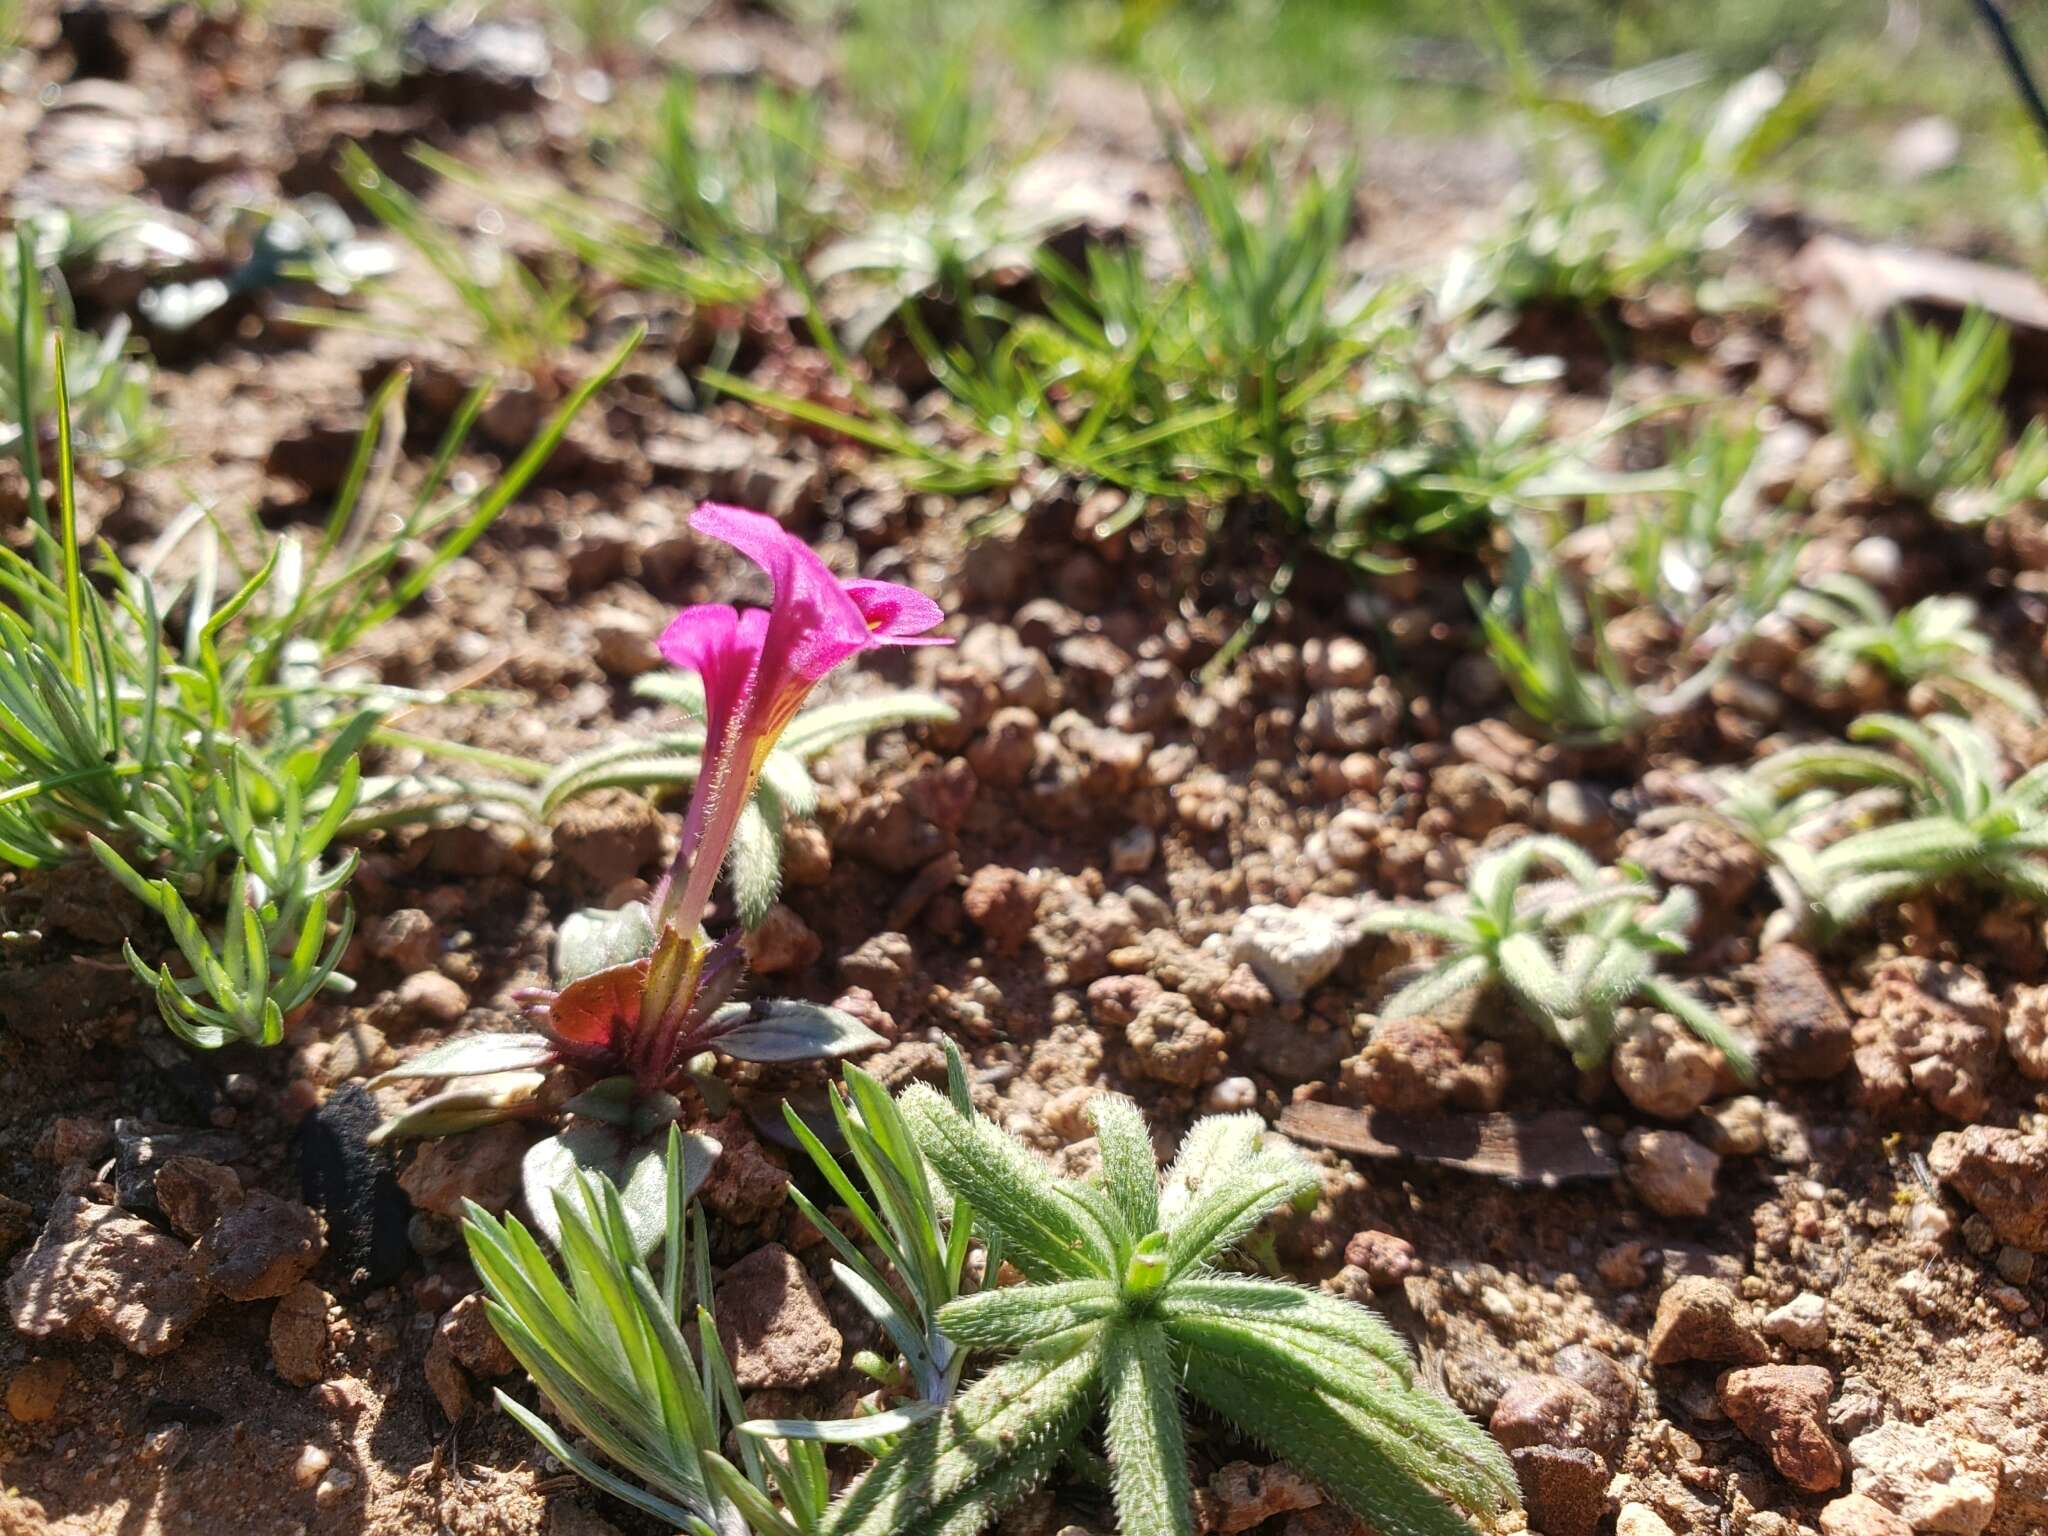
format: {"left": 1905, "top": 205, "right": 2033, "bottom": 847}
{"left": 804, "top": 1091, "right": 1517, "bottom": 1536}
{"left": 1791, "top": 574, "right": 2038, "bottom": 719}
{"left": 1753, "top": 712, "right": 2048, "bottom": 937}
{"left": 1361, "top": 836, "right": 1752, "bottom": 1075}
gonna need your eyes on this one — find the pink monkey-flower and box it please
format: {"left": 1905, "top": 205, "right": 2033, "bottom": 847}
{"left": 652, "top": 503, "right": 949, "bottom": 938}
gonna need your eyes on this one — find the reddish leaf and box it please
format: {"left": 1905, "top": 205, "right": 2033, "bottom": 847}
{"left": 545, "top": 959, "right": 647, "bottom": 1058}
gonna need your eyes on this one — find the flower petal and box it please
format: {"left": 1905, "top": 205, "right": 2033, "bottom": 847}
{"left": 843, "top": 578, "right": 950, "bottom": 644}
{"left": 690, "top": 503, "right": 875, "bottom": 685}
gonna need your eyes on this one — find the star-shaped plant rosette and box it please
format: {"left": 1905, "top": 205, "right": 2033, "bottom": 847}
{"left": 374, "top": 505, "right": 950, "bottom": 1248}
{"left": 805, "top": 1090, "right": 1519, "bottom": 1536}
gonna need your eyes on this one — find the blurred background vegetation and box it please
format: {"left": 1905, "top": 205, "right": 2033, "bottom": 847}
{"left": 824, "top": 0, "right": 2048, "bottom": 255}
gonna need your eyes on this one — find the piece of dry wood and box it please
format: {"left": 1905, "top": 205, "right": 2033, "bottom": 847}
{"left": 1277, "top": 1102, "right": 1617, "bottom": 1187}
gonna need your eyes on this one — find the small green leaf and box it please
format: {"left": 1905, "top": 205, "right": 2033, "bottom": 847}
{"left": 368, "top": 1072, "right": 546, "bottom": 1144}
{"left": 741, "top": 1402, "right": 939, "bottom": 1443}
{"left": 556, "top": 903, "right": 657, "bottom": 984}
{"left": 370, "top": 1032, "right": 556, "bottom": 1086}
{"left": 523, "top": 1122, "right": 720, "bottom": 1257}
{"left": 705, "top": 999, "right": 887, "bottom": 1063}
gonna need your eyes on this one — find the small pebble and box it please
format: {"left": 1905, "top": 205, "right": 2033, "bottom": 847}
{"left": 1204, "top": 1076, "right": 1257, "bottom": 1112}
{"left": 314, "top": 1467, "right": 356, "bottom": 1508}
{"left": 293, "top": 1444, "right": 331, "bottom": 1488}
{"left": 1763, "top": 1292, "right": 1829, "bottom": 1350}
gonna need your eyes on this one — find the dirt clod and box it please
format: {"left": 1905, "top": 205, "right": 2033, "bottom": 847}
{"left": 6, "top": 1359, "right": 73, "bottom": 1424}
{"left": 1647, "top": 1276, "right": 1768, "bottom": 1366}
{"left": 1510, "top": 1443, "right": 1609, "bottom": 1536}
{"left": 713, "top": 1243, "right": 843, "bottom": 1390}
{"left": 1927, "top": 1126, "right": 2048, "bottom": 1250}
{"left": 1753, "top": 943, "right": 1855, "bottom": 1081}
{"left": 398, "top": 1121, "right": 529, "bottom": 1217}
{"left": 1721, "top": 1364, "right": 1845, "bottom": 1492}
{"left": 1341, "top": 1229, "right": 1417, "bottom": 1288}
{"left": 1852, "top": 958, "right": 2002, "bottom": 1121}
{"left": 551, "top": 788, "right": 667, "bottom": 891}
{"left": 270, "top": 1279, "right": 333, "bottom": 1385}
{"left": 193, "top": 1190, "right": 326, "bottom": 1301}
{"left": 154, "top": 1154, "right": 245, "bottom": 1239}
{"left": 5, "top": 1196, "right": 209, "bottom": 1356}
{"left": 1206, "top": 1461, "right": 1323, "bottom": 1533}
{"left": 1622, "top": 1127, "right": 1721, "bottom": 1217}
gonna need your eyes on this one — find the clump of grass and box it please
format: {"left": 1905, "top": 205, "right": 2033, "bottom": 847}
{"left": 1, "top": 261, "right": 634, "bottom": 1046}
{"left": 278, "top": 0, "right": 427, "bottom": 99}
{"left": 645, "top": 74, "right": 834, "bottom": 281}
{"left": 1833, "top": 308, "right": 2048, "bottom": 521}
{"left": 1, "top": 233, "right": 159, "bottom": 467}
{"left": 1609, "top": 418, "right": 1799, "bottom": 628}
{"left": 330, "top": 144, "right": 586, "bottom": 376}
{"left": 1473, "top": 60, "right": 1807, "bottom": 311}
{"left": 771, "top": 1046, "right": 995, "bottom": 1417}
{"left": 1472, "top": 564, "right": 1734, "bottom": 745}
{"left": 464, "top": 1127, "right": 831, "bottom": 1536}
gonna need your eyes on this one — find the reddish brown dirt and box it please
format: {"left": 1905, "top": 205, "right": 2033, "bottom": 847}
{"left": 4, "top": 7, "right": 2048, "bottom": 1536}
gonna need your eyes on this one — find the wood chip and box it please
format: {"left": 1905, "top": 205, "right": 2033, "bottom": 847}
{"left": 1277, "top": 1103, "right": 1617, "bottom": 1187}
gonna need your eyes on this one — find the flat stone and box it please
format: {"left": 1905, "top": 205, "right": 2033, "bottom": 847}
{"left": 713, "top": 1244, "right": 842, "bottom": 1390}
{"left": 424, "top": 1327, "right": 472, "bottom": 1420}
{"left": 5, "top": 1196, "right": 209, "bottom": 1356}
{"left": 1796, "top": 235, "right": 2048, "bottom": 390}
{"left": 112, "top": 1120, "right": 243, "bottom": 1216}
{"left": 1617, "top": 1508, "right": 1677, "bottom": 1536}
{"left": 1821, "top": 1493, "right": 1915, "bottom": 1536}
{"left": 1207, "top": 1460, "right": 1323, "bottom": 1533}
{"left": 1849, "top": 1423, "right": 2000, "bottom": 1535}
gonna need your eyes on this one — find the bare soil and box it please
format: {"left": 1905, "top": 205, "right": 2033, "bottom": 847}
{"left": 3, "top": 7, "right": 2046, "bottom": 1536}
